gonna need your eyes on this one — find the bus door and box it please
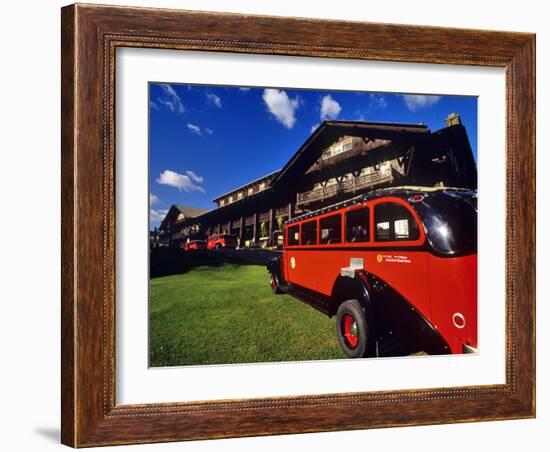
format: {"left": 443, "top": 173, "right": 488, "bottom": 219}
{"left": 369, "top": 200, "right": 431, "bottom": 318}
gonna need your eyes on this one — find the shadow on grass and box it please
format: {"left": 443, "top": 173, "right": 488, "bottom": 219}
{"left": 150, "top": 248, "right": 223, "bottom": 278}
{"left": 150, "top": 247, "right": 279, "bottom": 278}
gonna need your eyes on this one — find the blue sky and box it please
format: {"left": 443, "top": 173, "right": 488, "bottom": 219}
{"left": 149, "top": 83, "right": 477, "bottom": 228}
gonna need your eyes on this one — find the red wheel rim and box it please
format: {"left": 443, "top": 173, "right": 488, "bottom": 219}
{"left": 271, "top": 276, "right": 276, "bottom": 288}
{"left": 342, "top": 314, "right": 359, "bottom": 349}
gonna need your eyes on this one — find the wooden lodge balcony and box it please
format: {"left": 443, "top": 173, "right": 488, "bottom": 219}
{"left": 296, "top": 171, "right": 393, "bottom": 206}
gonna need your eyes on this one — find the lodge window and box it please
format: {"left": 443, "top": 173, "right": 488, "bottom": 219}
{"left": 374, "top": 203, "right": 420, "bottom": 242}
{"left": 345, "top": 208, "right": 370, "bottom": 243}
{"left": 301, "top": 220, "right": 318, "bottom": 245}
{"left": 320, "top": 214, "right": 342, "bottom": 244}
{"left": 287, "top": 225, "right": 300, "bottom": 246}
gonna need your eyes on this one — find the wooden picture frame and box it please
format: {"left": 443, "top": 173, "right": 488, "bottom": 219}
{"left": 61, "top": 3, "right": 536, "bottom": 447}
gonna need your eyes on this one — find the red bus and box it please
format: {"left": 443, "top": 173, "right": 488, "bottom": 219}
{"left": 207, "top": 234, "right": 238, "bottom": 250}
{"left": 182, "top": 240, "right": 206, "bottom": 251}
{"left": 267, "top": 187, "right": 477, "bottom": 358}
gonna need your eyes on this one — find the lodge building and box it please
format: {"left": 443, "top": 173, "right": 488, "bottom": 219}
{"left": 157, "top": 114, "right": 477, "bottom": 248}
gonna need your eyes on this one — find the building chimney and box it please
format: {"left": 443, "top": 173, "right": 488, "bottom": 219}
{"left": 445, "top": 112, "right": 462, "bottom": 127}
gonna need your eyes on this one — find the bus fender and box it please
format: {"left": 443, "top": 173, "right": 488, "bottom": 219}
{"left": 329, "top": 271, "right": 374, "bottom": 318}
{"left": 354, "top": 271, "right": 451, "bottom": 356}
{"left": 266, "top": 254, "right": 283, "bottom": 282}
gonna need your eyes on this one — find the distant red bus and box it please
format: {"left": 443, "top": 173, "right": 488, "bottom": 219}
{"left": 182, "top": 240, "right": 206, "bottom": 251}
{"left": 267, "top": 187, "right": 477, "bottom": 358}
{"left": 207, "top": 234, "right": 238, "bottom": 250}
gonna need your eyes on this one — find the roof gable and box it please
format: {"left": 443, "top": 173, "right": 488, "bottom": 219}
{"left": 271, "top": 120, "right": 430, "bottom": 188}
{"left": 159, "top": 205, "right": 209, "bottom": 230}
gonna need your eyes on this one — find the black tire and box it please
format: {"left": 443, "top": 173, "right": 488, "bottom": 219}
{"left": 270, "top": 273, "right": 282, "bottom": 294}
{"left": 336, "top": 299, "right": 375, "bottom": 358}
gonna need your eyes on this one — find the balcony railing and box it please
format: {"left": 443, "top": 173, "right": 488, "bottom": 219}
{"left": 296, "top": 171, "right": 393, "bottom": 206}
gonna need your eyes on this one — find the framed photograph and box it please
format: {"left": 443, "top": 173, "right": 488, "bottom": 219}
{"left": 61, "top": 3, "right": 536, "bottom": 447}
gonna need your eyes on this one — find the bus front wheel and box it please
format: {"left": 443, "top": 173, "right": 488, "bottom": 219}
{"left": 336, "top": 299, "right": 374, "bottom": 358}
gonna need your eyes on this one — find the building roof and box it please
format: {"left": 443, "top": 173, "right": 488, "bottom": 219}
{"left": 159, "top": 204, "right": 211, "bottom": 231}
{"left": 271, "top": 120, "right": 430, "bottom": 187}
{"left": 211, "top": 169, "right": 281, "bottom": 203}
{"left": 173, "top": 205, "right": 210, "bottom": 218}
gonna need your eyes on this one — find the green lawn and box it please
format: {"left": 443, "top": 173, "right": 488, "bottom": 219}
{"left": 149, "top": 263, "right": 346, "bottom": 367}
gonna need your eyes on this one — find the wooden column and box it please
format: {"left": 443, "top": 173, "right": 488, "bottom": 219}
{"left": 268, "top": 208, "right": 275, "bottom": 246}
{"left": 239, "top": 216, "right": 244, "bottom": 247}
{"left": 252, "top": 212, "right": 258, "bottom": 246}
{"left": 288, "top": 202, "right": 294, "bottom": 220}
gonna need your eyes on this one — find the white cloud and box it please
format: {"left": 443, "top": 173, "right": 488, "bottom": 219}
{"left": 150, "top": 208, "right": 168, "bottom": 223}
{"left": 207, "top": 93, "right": 222, "bottom": 108}
{"left": 149, "top": 101, "right": 159, "bottom": 111}
{"left": 239, "top": 87, "right": 251, "bottom": 92}
{"left": 156, "top": 170, "right": 205, "bottom": 193}
{"left": 149, "top": 193, "right": 160, "bottom": 205}
{"left": 186, "top": 123, "right": 213, "bottom": 136}
{"left": 187, "top": 123, "right": 202, "bottom": 135}
{"left": 353, "top": 110, "right": 366, "bottom": 121}
{"left": 310, "top": 123, "right": 320, "bottom": 133}
{"left": 186, "top": 170, "right": 204, "bottom": 183}
{"left": 369, "top": 94, "right": 387, "bottom": 110}
{"left": 157, "top": 84, "right": 185, "bottom": 113}
{"left": 320, "top": 95, "right": 342, "bottom": 120}
{"left": 402, "top": 94, "right": 441, "bottom": 112}
{"left": 262, "top": 89, "right": 300, "bottom": 129}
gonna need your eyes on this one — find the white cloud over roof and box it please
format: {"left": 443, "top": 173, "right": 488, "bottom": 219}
{"left": 320, "top": 95, "right": 342, "bottom": 120}
{"left": 262, "top": 89, "right": 300, "bottom": 129}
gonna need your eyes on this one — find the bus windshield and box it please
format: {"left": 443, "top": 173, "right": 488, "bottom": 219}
{"left": 414, "top": 193, "right": 477, "bottom": 256}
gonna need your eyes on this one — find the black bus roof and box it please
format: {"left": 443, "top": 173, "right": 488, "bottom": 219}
{"left": 285, "top": 186, "right": 477, "bottom": 226}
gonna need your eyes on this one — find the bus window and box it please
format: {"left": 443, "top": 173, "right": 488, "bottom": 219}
{"left": 287, "top": 225, "right": 300, "bottom": 246}
{"left": 374, "top": 203, "right": 419, "bottom": 242}
{"left": 301, "top": 220, "right": 317, "bottom": 245}
{"left": 320, "top": 214, "right": 342, "bottom": 244}
{"left": 345, "top": 207, "right": 370, "bottom": 243}
{"left": 414, "top": 195, "right": 477, "bottom": 255}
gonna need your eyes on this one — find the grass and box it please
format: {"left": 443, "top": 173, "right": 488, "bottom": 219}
{"left": 149, "top": 263, "right": 346, "bottom": 367}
